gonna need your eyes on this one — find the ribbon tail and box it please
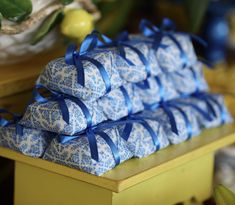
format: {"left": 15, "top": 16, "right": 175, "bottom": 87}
{"left": 96, "top": 131, "right": 121, "bottom": 165}
{"left": 86, "top": 130, "right": 99, "bottom": 161}
{"left": 162, "top": 104, "right": 179, "bottom": 135}
{"left": 167, "top": 33, "right": 188, "bottom": 68}
{"left": 59, "top": 135, "right": 80, "bottom": 143}
{"left": 58, "top": 99, "right": 70, "bottom": 124}
{"left": 141, "top": 120, "right": 160, "bottom": 151}
{"left": 120, "top": 123, "right": 133, "bottom": 141}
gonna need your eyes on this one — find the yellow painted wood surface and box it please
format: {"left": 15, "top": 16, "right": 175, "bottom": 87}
{"left": 0, "top": 124, "right": 235, "bottom": 193}
{"left": 0, "top": 90, "right": 32, "bottom": 113}
{"left": 204, "top": 64, "right": 235, "bottom": 117}
{"left": 14, "top": 162, "right": 112, "bottom": 205}
{"left": 14, "top": 153, "right": 213, "bottom": 205}
{"left": 0, "top": 47, "right": 65, "bottom": 98}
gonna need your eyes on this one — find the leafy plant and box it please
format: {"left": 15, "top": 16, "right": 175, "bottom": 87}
{"left": 59, "top": 0, "right": 74, "bottom": 5}
{"left": 214, "top": 184, "right": 235, "bottom": 205}
{"left": 0, "top": 13, "right": 3, "bottom": 29}
{"left": 183, "top": 0, "right": 210, "bottom": 33}
{"left": 0, "top": 0, "right": 32, "bottom": 22}
{"left": 31, "top": 9, "right": 64, "bottom": 45}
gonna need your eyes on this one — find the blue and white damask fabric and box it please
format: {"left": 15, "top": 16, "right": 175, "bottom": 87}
{"left": 156, "top": 34, "right": 197, "bottom": 73}
{"left": 178, "top": 94, "right": 233, "bottom": 129}
{"left": 117, "top": 118, "right": 169, "bottom": 158}
{"left": 169, "top": 61, "right": 208, "bottom": 95}
{"left": 98, "top": 83, "right": 144, "bottom": 121}
{"left": 19, "top": 99, "right": 106, "bottom": 135}
{"left": 113, "top": 36, "right": 160, "bottom": 83}
{"left": 37, "top": 49, "right": 123, "bottom": 102}
{"left": 135, "top": 75, "right": 178, "bottom": 106}
{"left": 140, "top": 103, "right": 201, "bottom": 144}
{"left": 43, "top": 128, "right": 133, "bottom": 176}
{"left": 0, "top": 125, "right": 49, "bottom": 157}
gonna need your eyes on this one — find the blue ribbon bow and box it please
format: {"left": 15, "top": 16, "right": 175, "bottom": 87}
{"left": 65, "top": 35, "right": 111, "bottom": 93}
{"left": 0, "top": 108, "right": 23, "bottom": 136}
{"left": 139, "top": 18, "right": 207, "bottom": 68}
{"left": 33, "top": 84, "right": 92, "bottom": 127}
{"left": 89, "top": 30, "right": 152, "bottom": 80}
{"left": 144, "top": 98, "right": 213, "bottom": 139}
{"left": 192, "top": 92, "right": 226, "bottom": 124}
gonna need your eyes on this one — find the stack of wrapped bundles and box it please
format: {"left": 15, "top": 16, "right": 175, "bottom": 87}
{"left": 0, "top": 19, "right": 233, "bottom": 176}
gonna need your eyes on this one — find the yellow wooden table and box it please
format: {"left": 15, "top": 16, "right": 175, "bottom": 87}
{"left": 0, "top": 124, "right": 235, "bottom": 205}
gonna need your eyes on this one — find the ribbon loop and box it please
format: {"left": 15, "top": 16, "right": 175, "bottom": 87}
{"left": 139, "top": 18, "right": 208, "bottom": 68}
{"left": 33, "top": 85, "right": 93, "bottom": 127}
{"left": 64, "top": 32, "right": 111, "bottom": 93}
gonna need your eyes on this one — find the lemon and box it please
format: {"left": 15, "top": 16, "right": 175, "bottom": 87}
{"left": 61, "top": 9, "right": 94, "bottom": 43}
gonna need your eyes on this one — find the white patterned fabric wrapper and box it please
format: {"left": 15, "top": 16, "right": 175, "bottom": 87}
{"left": 135, "top": 74, "right": 178, "bottom": 106}
{"left": 169, "top": 61, "right": 208, "bottom": 95}
{"left": 0, "top": 125, "right": 49, "bottom": 157}
{"left": 117, "top": 118, "right": 169, "bottom": 158}
{"left": 43, "top": 128, "right": 133, "bottom": 176}
{"left": 140, "top": 102, "right": 201, "bottom": 144}
{"left": 19, "top": 99, "right": 106, "bottom": 135}
{"left": 98, "top": 83, "right": 144, "bottom": 120}
{"left": 37, "top": 49, "right": 123, "bottom": 101}
{"left": 113, "top": 35, "right": 160, "bottom": 83}
{"left": 176, "top": 94, "right": 233, "bottom": 129}
{"left": 156, "top": 34, "right": 197, "bottom": 73}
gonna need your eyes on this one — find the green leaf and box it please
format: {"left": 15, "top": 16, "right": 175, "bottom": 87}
{"left": 0, "top": 0, "right": 32, "bottom": 22}
{"left": 31, "top": 9, "right": 63, "bottom": 45}
{"left": 96, "top": 0, "right": 134, "bottom": 36}
{"left": 59, "top": 0, "right": 73, "bottom": 5}
{"left": 183, "top": 0, "right": 210, "bottom": 33}
{"left": 214, "top": 184, "right": 235, "bottom": 205}
{"left": 0, "top": 13, "right": 3, "bottom": 29}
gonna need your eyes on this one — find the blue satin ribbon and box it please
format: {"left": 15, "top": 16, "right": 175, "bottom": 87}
{"left": 165, "top": 103, "right": 192, "bottom": 139}
{"left": 65, "top": 38, "right": 111, "bottom": 93}
{"left": 59, "top": 114, "right": 160, "bottom": 162}
{"left": 192, "top": 92, "right": 226, "bottom": 124}
{"left": 120, "top": 86, "right": 133, "bottom": 115}
{"left": 0, "top": 108, "right": 23, "bottom": 136}
{"left": 139, "top": 18, "right": 207, "bottom": 68}
{"left": 191, "top": 92, "right": 217, "bottom": 119}
{"left": 144, "top": 97, "right": 213, "bottom": 137}
{"left": 90, "top": 30, "right": 152, "bottom": 79}
{"left": 33, "top": 84, "right": 92, "bottom": 127}
{"left": 145, "top": 101, "right": 193, "bottom": 138}
{"left": 135, "top": 79, "right": 150, "bottom": 90}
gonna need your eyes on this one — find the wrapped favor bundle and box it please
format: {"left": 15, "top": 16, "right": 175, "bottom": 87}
{"left": 43, "top": 115, "right": 170, "bottom": 174}
{"left": 138, "top": 19, "right": 202, "bottom": 73}
{"left": 19, "top": 83, "right": 144, "bottom": 135}
{"left": 0, "top": 109, "right": 50, "bottom": 157}
{"left": 43, "top": 127, "right": 133, "bottom": 176}
{"left": 0, "top": 18, "right": 233, "bottom": 177}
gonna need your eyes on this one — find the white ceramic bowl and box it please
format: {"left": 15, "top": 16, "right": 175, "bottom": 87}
{"left": 0, "top": 0, "right": 62, "bottom": 65}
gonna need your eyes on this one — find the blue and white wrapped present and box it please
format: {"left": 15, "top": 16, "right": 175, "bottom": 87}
{"left": 43, "top": 127, "right": 133, "bottom": 176}
{"left": 98, "top": 83, "right": 144, "bottom": 120}
{"left": 139, "top": 98, "right": 203, "bottom": 144}
{"left": 139, "top": 19, "right": 206, "bottom": 73}
{"left": 0, "top": 109, "right": 50, "bottom": 157}
{"left": 37, "top": 38, "right": 123, "bottom": 102}
{"left": 117, "top": 116, "right": 169, "bottom": 158}
{"left": 19, "top": 89, "right": 107, "bottom": 135}
{"left": 110, "top": 32, "right": 161, "bottom": 83}
{"left": 177, "top": 93, "right": 233, "bottom": 129}
{"left": 169, "top": 61, "right": 208, "bottom": 96}
{"left": 135, "top": 75, "right": 178, "bottom": 106}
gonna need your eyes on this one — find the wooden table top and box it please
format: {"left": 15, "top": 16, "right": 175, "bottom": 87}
{"left": 0, "top": 47, "right": 65, "bottom": 98}
{"left": 0, "top": 124, "right": 235, "bottom": 192}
